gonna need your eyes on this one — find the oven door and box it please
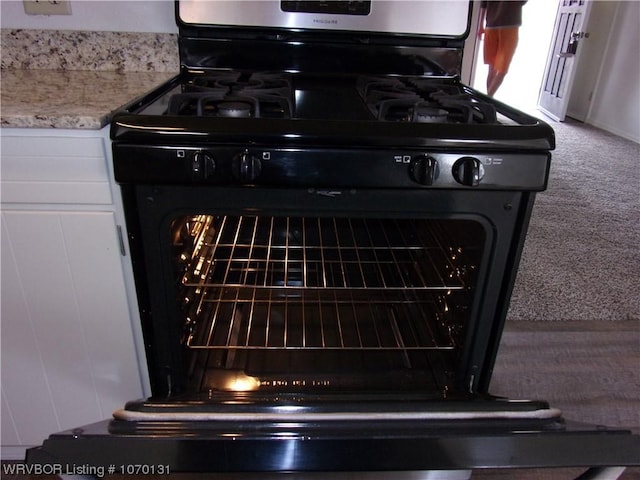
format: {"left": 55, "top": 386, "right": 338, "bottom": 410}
{"left": 26, "top": 186, "right": 640, "bottom": 473}
{"left": 26, "top": 403, "right": 639, "bottom": 473}
{"left": 121, "top": 185, "right": 525, "bottom": 398}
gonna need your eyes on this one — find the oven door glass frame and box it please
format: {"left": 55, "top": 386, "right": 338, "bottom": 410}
{"left": 123, "top": 184, "right": 528, "bottom": 399}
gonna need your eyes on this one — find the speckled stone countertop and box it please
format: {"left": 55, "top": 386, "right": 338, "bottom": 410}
{"left": 1, "top": 69, "right": 177, "bottom": 129}
{"left": 1, "top": 29, "right": 179, "bottom": 72}
{"left": 0, "top": 29, "right": 179, "bottom": 129}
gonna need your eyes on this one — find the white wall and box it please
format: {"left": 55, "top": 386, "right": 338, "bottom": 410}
{"left": 586, "top": 1, "right": 640, "bottom": 143}
{"left": 0, "top": 0, "right": 177, "bottom": 33}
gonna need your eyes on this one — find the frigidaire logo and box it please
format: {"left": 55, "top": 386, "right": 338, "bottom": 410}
{"left": 313, "top": 18, "right": 338, "bottom": 25}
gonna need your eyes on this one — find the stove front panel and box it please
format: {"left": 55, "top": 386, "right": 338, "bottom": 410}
{"left": 114, "top": 144, "right": 551, "bottom": 191}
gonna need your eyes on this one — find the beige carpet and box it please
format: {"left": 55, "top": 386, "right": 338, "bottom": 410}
{"left": 508, "top": 118, "right": 639, "bottom": 322}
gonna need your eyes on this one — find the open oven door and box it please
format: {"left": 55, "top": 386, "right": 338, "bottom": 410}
{"left": 26, "top": 394, "right": 639, "bottom": 476}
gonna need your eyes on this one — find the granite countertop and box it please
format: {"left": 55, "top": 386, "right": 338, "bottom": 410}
{"left": 0, "top": 69, "right": 177, "bottom": 129}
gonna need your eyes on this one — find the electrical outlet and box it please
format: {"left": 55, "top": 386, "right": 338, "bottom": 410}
{"left": 23, "top": 0, "right": 72, "bottom": 15}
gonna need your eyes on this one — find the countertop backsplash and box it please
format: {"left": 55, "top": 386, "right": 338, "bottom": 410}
{"left": 1, "top": 28, "right": 179, "bottom": 72}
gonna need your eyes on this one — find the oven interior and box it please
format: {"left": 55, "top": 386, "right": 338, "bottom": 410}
{"left": 170, "top": 214, "right": 484, "bottom": 399}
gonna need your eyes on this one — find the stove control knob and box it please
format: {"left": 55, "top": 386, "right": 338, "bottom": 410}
{"left": 452, "top": 156, "right": 485, "bottom": 186}
{"left": 191, "top": 151, "right": 215, "bottom": 181}
{"left": 410, "top": 155, "right": 438, "bottom": 186}
{"left": 232, "top": 151, "right": 262, "bottom": 183}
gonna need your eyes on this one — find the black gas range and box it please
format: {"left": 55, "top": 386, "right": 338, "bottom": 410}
{"left": 27, "top": 1, "right": 638, "bottom": 476}
{"left": 113, "top": 70, "right": 551, "bottom": 190}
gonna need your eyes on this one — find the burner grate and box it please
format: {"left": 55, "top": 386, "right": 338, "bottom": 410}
{"left": 359, "top": 76, "right": 498, "bottom": 124}
{"left": 166, "top": 72, "right": 293, "bottom": 118}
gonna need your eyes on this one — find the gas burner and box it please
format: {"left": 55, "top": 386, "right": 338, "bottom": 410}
{"left": 377, "top": 99, "right": 449, "bottom": 123}
{"left": 217, "top": 101, "right": 253, "bottom": 118}
{"left": 168, "top": 72, "right": 294, "bottom": 119}
{"left": 168, "top": 94, "right": 259, "bottom": 117}
{"left": 415, "top": 106, "right": 449, "bottom": 123}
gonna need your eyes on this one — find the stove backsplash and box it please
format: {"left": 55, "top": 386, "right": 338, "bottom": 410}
{"left": 179, "top": 36, "right": 464, "bottom": 77}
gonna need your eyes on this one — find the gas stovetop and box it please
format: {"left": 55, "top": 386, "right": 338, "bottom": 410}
{"left": 115, "top": 70, "right": 554, "bottom": 154}
{"left": 140, "top": 71, "right": 501, "bottom": 125}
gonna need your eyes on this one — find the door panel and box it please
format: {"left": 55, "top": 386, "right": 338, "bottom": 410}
{"left": 538, "top": 0, "right": 592, "bottom": 121}
{"left": 1, "top": 214, "right": 65, "bottom": 445}
{"left": 0, "top": 210, "right": 143, "bottom": 446}
{"left": 566, "top": 1, "right": 617, "bottom": 121}
{"left": 26, "top": 414, "right": 640, "bottom": 472}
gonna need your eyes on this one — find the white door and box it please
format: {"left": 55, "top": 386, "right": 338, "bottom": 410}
{"left": 538, "top": 0, "right": 592, "bottom": 121}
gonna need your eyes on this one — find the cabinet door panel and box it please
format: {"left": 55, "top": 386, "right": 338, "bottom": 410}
{"left": 1, "top": 390, "right": 21, "bottom": 446}
{"left": 1, "top": 214, "right": 63, "bottom": 445}
{"left": 0, "top": 136, "right": 111, "bottom": 204}
{"left": 57, "top": 213, "right": 142, "bottom": 413}
{"left": 1, "top": 210, "right": 143, "bottom": 445}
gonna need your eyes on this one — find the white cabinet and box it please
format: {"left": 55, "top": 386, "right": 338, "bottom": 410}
{"left": 0, "top": 129, "right": 145, "bottom": 459}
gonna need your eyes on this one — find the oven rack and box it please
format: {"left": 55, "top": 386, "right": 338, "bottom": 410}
{"left": 184, "top": 288, "right": 460, "bottom": 351}
{"left": 175, "top": 215, "right": 480, "bottom": 291}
